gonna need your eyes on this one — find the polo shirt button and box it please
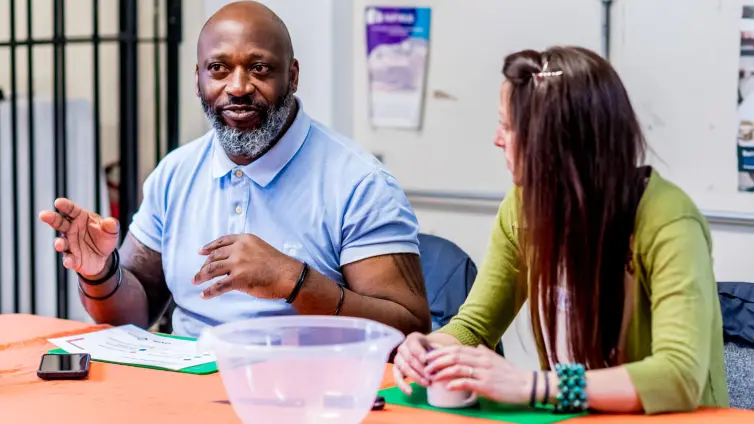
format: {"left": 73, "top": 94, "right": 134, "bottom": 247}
{"left": 235, "top": 205, "right": 243, "bottom": 214}
{"left": 234, "top": 169, "right": 243, "bottom": 178}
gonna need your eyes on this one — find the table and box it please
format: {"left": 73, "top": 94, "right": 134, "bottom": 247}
{"left": 1, "top": 314, "right": 752, "bottom": 424}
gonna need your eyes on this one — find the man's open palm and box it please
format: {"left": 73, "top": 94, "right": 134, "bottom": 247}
{"left": 39, "top": 198, "right": 120, "bottom": 277}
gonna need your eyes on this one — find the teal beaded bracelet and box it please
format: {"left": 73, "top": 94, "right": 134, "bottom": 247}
{"left": 554, "top": 363, "right": 588, "bottom": 413}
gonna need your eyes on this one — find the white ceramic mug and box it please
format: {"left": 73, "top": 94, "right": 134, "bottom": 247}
{"left": 427, "top": 381, "right": 478, "bottom": 408}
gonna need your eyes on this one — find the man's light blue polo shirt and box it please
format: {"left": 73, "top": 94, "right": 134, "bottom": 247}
{"left": 129, "top": 99, "right": 420, "bottom": 337}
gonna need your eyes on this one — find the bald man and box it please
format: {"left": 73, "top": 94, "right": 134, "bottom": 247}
{"left": 39, "top": 1, "right": 430, "bottom": 337}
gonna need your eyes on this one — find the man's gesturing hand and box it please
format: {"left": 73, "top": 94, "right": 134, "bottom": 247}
{"left": 192, "top": 234, "right": 301, "bottom": 300}
{"left": 39, "top": 198, "right": 120, "bottom": 278}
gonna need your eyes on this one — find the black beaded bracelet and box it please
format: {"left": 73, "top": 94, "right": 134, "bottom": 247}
{"left": 78, "top": 250, "right": 119, "bottom": 286}
{"left": 285, "top": 262, "right": 309, "bottom": 304}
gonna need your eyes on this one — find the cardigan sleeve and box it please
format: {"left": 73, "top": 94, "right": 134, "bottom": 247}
{"left": 436, "top": 191, "right": 527, "bottom": 349}
{"left": 624, "top": 218, "right": 716, "bottom": 414}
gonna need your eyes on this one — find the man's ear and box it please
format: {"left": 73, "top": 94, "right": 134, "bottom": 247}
{"left": 289, "top": 59, "right": 300, "bottom": 94}
{"left": 195, "top": 64, "right": 200, "bottom": 97}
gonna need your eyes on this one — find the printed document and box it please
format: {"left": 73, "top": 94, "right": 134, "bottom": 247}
{"left": 48, "top": 325, "right": 215, "bottom": 371}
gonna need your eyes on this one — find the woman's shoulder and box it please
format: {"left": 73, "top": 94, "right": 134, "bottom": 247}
{"left": 634, "top": 169, "right": 711, "bottom": 249}
{"left": 497, "top": 187, "right": 522, "bottom": 239}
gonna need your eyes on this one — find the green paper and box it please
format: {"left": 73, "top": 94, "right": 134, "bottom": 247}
{"left": 378, "top": 383, "right": 586, "bottom": 424}
{"left": 47, "top": 333, "right": 217, "bottom": 375}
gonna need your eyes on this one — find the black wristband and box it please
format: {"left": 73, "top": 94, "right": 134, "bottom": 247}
{"left": 529, "top": 371, "right": 539, "bottom": 408}
{"left": 333, "top": 284, "right": 345, "bottom": 315}
{"left": 285, "top": 262, "right": 309, "bottom": 304}
{"left": 78, "top": 250, "right": 119, "bottom": 286}
{"left": 78, "top": 266, "right": 123, "bottom": 301}
{"left": 542, "top": 371, "right": 550, "bottom": 406}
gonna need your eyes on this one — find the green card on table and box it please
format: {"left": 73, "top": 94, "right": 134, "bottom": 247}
{"left": 378, "top": 383, "right": 586, "bottom": 424}
{"left": 48, "top": 333, "right": 218, "bottom": 375}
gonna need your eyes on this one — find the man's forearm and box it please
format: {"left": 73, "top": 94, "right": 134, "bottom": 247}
{"left": 290, "top": 269, "right": 430, "bottom": 335}
{"left": 78, "top": 263, "right": 150, "bottom": 328}
{"left": 79, "top": 233, "right": 170, "bottom": 329}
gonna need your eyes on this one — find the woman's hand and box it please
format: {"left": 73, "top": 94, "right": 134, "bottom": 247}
{"left": 424, "top": 344, "right": 532, "bottom": 405}
{"left": 393, "top": 332, "right": 462, "bottom": 395}
{"left": 393, "top": 332, "right": 434, "bottom": 394}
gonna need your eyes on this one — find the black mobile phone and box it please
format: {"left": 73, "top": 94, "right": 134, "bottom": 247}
{"left": 37, "top": 353, "right": 91, "bottom": 380}
{"left": 371, "top": 396, "right": 385, "bottom": 411}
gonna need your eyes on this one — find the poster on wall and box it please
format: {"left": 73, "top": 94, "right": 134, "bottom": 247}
{"left": 365, "top": 6, "right": 431, "bottom": 130}
{"left": 738, "top": 6, "right": 754, "bottom": 192}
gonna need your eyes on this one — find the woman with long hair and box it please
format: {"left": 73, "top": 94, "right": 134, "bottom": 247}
{"left": 393, "top": 46, "right": 729, "bottom": 414}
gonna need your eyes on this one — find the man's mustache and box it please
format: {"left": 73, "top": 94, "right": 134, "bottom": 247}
{"left": 216, "top": 95, "right": 269, "bottom": 111}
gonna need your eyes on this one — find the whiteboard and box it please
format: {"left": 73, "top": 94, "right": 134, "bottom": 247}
{"left": 613, "top": 0, "right": 754, "bottom": 215}
{"left": 352, "top": 0, "right": 754, "bottom": 216}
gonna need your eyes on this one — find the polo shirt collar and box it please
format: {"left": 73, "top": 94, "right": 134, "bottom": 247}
{"left": 211, "top": 97, "right": 311, "bottom": 187}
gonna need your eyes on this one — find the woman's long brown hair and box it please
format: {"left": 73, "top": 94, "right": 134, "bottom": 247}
{"left": 503, "top": 47, "right": 647, "bottom": 369}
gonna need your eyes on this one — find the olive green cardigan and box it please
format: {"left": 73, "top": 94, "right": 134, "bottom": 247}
{"left": 438, "top": 170, "right": 729, "bottom": 414}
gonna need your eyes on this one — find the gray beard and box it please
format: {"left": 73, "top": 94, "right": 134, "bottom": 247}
{"left": 201, "top": 94, "right": 295, "bottom": 160}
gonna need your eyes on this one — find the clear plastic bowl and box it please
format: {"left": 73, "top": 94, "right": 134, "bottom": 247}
{"left": 198, "top": 316, "right": 404, "bottom": 424}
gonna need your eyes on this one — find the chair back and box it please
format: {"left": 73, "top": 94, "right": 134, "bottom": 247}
{"left": 718, "top": 281, "right": 754, "bottom": 410}
{"left": 418, "top": 233, "right": 477, "bottom": 332}
{"left": 725, "top": 340, "right": 754, "bottom": 410}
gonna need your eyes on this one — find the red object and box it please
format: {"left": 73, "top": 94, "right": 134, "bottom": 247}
{"left": 105, "top": 162, "right": 120, "bottom": 221}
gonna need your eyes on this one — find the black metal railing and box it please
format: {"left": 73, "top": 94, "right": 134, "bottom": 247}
{"left": 0, "top": 0, "right": 182, "bottom": 318}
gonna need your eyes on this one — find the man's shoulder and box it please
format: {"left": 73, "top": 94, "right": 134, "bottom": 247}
{"left": 305, "top": 121, "right": 386, "bottom": 180}
{"left": 298, "top": 120, "right": 411, "bottom": 212}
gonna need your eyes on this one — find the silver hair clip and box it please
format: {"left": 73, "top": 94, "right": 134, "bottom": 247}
{"left": 533, "top": 61, "right": 563, "bottom": 80}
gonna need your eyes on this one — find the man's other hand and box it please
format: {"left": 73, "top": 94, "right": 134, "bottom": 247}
{"left": 192, "top": 234, "right": 300, "bottom": 300}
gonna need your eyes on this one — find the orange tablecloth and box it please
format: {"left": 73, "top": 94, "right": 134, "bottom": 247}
{"left": 1, "top": 314, "right": 752, "bottom": 424}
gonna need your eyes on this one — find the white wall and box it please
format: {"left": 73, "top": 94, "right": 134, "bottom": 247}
{"left": 353, "top": 0, "right": 603, "bottom": 194}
